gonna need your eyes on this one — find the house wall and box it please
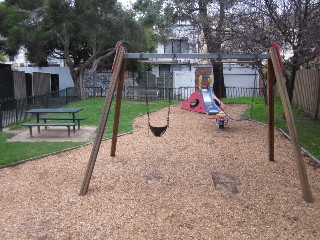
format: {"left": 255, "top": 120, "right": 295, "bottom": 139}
{"left": 32, "top": 72, "right": 51, "bottom": 96}
{"left": 223, "top": 64, "right": 259, "bottom": 89}
{"left": 173, "top": 71, "right": 195, "bottom": 99}
{"left": 15, "top": 67, "right": 74, "bottom": 90}
{"left": 13, "top": 71, "right": 27, "bottom": 99}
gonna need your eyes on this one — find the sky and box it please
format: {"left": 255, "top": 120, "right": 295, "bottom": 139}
{"left": 118, "top": 0, "right": 135, "bottom": 8}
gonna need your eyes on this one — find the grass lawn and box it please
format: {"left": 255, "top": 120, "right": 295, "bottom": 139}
{"left": 1, "top": 97, "right": 319, "bottom": 166}
{"left": 224, "top": 97, "right": 320, "bottom": 160}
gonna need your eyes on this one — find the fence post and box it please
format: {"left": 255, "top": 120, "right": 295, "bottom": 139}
{"left": 15, "top": 99, "right": 19, "bottom": 123}
{"left": 66, "top": 88, "right": 68, "bottom": 105}
{"left": 0, "top": 101, "right": 2, "bottom": 132}
{"left": 315, "top": 76, "right": 320, "bottom": 120}
{"left": 46, "top": 93, "right": 49, "bottom": 108}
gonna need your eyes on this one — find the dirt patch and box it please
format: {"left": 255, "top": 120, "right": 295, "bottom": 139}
{"left": 1, "top": 103, "right": 320, "bottom": 239}
{"left": 6, "top": 125, "right": 97, "bottom": 142}
{"left": 212, "top": 171, "right": 240, "bottom": 194}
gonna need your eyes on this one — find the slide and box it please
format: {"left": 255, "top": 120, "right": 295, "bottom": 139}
{"left": 200, "top": 87, "right": 220, "bottom": 115}
{"left": 181, "top": 88, "right": 224, "bottom": 114}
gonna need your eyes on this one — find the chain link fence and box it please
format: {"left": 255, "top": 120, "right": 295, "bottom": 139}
{"left": 0, "top": 87, "right": 78, "bottom": 131}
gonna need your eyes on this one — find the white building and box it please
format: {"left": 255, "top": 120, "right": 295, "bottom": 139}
{"left": 142, "top": 24, "right": 259, "bottom": 98}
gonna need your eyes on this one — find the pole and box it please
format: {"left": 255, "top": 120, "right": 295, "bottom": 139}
{"left": 80, "top": 44, "right": 125, "bottom": 196}
{"left": 267, "top": 59, "right": 275, "bottom": 162}
{"left": 270, "top": 47, "right": 313, "bottom": 203}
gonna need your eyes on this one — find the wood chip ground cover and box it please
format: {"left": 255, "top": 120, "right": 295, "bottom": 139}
{"left": 1, "top": 104, "right": 320, "bottom": 239}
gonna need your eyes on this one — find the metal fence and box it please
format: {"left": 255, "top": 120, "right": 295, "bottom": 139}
{"left": 0, "top": 86, "right": 265, "bottom": 131}
{"left": 123, "top": 86, "right": 265, "bottom": 101}
{"left": 0, "top": 87, "right": 78, "bottom": 131}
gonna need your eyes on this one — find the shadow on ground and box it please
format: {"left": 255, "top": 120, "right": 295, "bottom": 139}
{"left": 5, "top": 126, "right": 97, "bottom": 142}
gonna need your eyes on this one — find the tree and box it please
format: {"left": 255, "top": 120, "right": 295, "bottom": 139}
{"left": 134, "top": 0, "right": 242, "bottom": 98}
{"left": 133, "top": 0, "right": 176, "bottom": 51}
{"left": 135, "top": 0, "right": 320, "bottom": 101}
{"left": 196, "top": 0, "right": 237, "bottom": 98}
{"left": 169, "top": 0, "right": 283, "bottom": 98}
{"left": 0, "top": 0, "right": 146, "bottom": 99}
{"left": 0, "top": 51, "right": 6, "bottom": 62}
{"left": 243, "top": 0, "right": 320, "bottom": 102}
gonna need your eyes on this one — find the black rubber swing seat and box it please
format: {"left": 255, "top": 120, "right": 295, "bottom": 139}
{"left": 149, "top": 124, "right": 168, "bottom": 137}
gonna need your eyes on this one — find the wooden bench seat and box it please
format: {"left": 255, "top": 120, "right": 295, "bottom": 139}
{"left": 39, "top": 116, "right": 86, "bottom": 130}
{"left": 21, "top": 122, "right": 77, "bottom": 137}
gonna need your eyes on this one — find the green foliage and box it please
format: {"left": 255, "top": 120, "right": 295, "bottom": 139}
{"left": 133, "top": 0, "right": 162, "bottom": 27}
{"left": 133, "top": 0, "right": 176, "bottom": 43}
{"left": 0, "top": 50, "right": 6, "bottom": 62}
{"left": 0, "top": 0, "right": 146, "bottom": 66}
{"left": 144, "top": 27, "right": 159, "bottom": 53}
{"left": 0, "top": 2, "right": 26, "bottom": 55}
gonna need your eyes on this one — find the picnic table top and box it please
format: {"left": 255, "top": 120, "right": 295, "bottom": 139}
{"left": 26, "top": 108, "right": 83, "bottom": 114}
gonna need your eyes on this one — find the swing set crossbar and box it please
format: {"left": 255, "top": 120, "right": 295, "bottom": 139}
{"left": 125, "top": 53, "right": 270, "bottom": 60}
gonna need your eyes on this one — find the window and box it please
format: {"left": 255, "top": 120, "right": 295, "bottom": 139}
{"left": 164, "top": 39, "right": 189, "bottom": 54}
{"left": 159, "top": 64, "right": 170, "bottom": 72}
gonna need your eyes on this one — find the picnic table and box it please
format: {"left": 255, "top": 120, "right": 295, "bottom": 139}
{"left": 22, "top": 108, "right": 84, "bottom": 137}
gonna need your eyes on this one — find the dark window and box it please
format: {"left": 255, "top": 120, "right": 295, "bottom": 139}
{"left": 164, "top": 39, "right": 188, "bottom": 54}
{"left": 172, "top": 40, "right": 181, "bottom": 53}
{"left": 159, "top": 64, "right": 170, "bottom": 72}
{"left": 51, "top": 74, "right": 59, "bottom": 92}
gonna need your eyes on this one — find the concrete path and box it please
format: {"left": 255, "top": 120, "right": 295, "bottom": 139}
{"left": 5, "top": 126, "right": 97, "bottom": 142}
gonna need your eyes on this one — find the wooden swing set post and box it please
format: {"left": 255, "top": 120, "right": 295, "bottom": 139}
{"left": 267, "top": 58, "right": 275, "bottom": 162}
{"left": 79, "top": 43, "right": 125, "bottom": 196}
{"left": 269, "top": 47, "right": 313, "bottom": 203}
{"left": 111, "top": 59, "right": 126, "bottom": 157}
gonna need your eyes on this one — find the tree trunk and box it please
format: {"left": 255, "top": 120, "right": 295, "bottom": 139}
{"left": 79, "top": 69, "right": 87, "bottom": 99}
{"left": 198, "top": 0, "right": 226, "bottom": 99}
{"left": 212, "top": 61, "right": 226, "bottom": 99}
{"left": 288, "top": 63, "right": 299, "bottom": 103}
{"left": 69, "top": 68, "right": 86, "bottom": 100}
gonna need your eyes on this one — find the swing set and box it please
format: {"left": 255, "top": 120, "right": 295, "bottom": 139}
{"left": 79, "top": 41, "right": 313, "bottom": 203}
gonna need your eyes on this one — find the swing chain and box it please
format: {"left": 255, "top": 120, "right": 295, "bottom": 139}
{"left": 248, "top": 55, "right": 259, "bottom": 118}
{"left": 144, "top": 64, "right": 151, "bottom": 135}
{"left": 144, "top": 63, "right": 172, "bottom": 136}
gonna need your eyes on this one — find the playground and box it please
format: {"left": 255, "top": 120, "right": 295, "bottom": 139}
{"left": 1, "top": 103, "right": 320, "bottom": 239}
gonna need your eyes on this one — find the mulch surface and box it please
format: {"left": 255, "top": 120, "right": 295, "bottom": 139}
{"left": 1, "top": 103, "right": 320, "bottom": 239}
